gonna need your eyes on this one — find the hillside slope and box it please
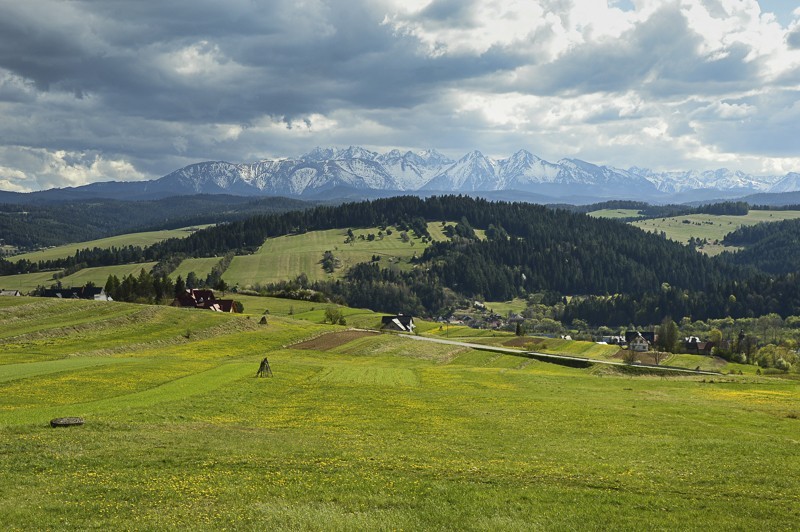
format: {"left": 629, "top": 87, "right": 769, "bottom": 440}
{"left": 0, "top": 297, "right": 798, "bottom": 529}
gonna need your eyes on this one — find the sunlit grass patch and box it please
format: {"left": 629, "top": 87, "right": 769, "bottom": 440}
{"left": 291, "top": 330, "right": 379, "bottom": 351}
{"left": 10, "top": 226, "right": 210, "bottom": 264}
{"left": 0, "top": 296, "right": 33, "bottom": 309}
{"left": 631, "top": 210, "right": 800, "bottom": 254}
{"left": 224, "top": 226, "right": 430, "bottom": 288}
{"left": 329, "top": 334, "right": 467, "bottom": 363}
{"left": 171, "top": 257, "right": 221, "bottom": 282}
{"left": 483, "top": 298, "right": 527, "bottom": 315}
{"left": 425, "top": 325, "right": 513, "bottom": 338}
{"left": 311, "top": 366, "right": 419, "bottom": 387}
{"left": 0, "top": 299, "right": 141, "bottom": 340}
{"left": 446, "top": 350, "right": 503, "bottom": 366}
{"left": 483, "top": 354, "right": 528, "bottom": 369}
{"left": 0, "top": 271, "right": 65, "bottom": 293}
{"left": 0, "top": 362, "right": 251, "bottom": 426}
{"left": 0, "top": 357, "right": 137, "bottom": 384}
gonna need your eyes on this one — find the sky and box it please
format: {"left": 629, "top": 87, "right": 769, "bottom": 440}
{"left": 1, "top": 0, "right": 799, "bottom": 191}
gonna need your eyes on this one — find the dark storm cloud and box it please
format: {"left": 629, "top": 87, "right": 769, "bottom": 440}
{"left": 0, "top": 0, "right": 798, "bottom": 191}
{"left": 511, "top": 5, "right": 758, "bottom": 97}
{"left": 0, "top": 0, "right": 522, "bottom": 127}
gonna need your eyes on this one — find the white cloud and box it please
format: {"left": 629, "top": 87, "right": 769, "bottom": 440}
{"left": 385, "top": 1, "right": 552, "bottom": 57}
{"left": 0, "top": 147, "right": 149, "bottom": 191}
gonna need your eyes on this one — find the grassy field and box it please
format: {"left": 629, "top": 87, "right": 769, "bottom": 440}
{"left": 484, "top": 298, "right": 528, "bottom": 315}
{"left": 10, "top": 225, "right": 210, "bottom": 263}
{"left": 171, "top": 257, "right": 221, "bottom": 282}
{"left": 0, "top": 263, "right": 158, "bottom": 293}
{"left": 632, "top": 210, "right": 800, "bottom": 255}
{"left": 588, "top": 208, "right": 645, "bottom": 219}
{"left": 232, "top": 294, "right": 433, "bottom": 331}
{"left": 0, "top": 270, "right": 61, "bottom": 293}
{"left": 2, "top": 297, "right": 799, "bottom": 529}
{"left": 224, "top": 226, "right": 429, "bottom": 289}
{"left": 426, "top": 221, "right": 486, "bottom": 241}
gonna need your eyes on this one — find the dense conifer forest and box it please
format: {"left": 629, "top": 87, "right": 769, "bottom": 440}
{"left": 720, "top": 218, "right": 800, "bottom": 274}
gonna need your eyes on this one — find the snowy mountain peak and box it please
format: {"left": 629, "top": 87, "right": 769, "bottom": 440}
{"left": 416, "top": 149, "right": 453, "bottom": 165}
{"left": 769, "top": 172, "right": 800, "bottom": 193}
{"left": 338, "top": 146, "right": 377, "bottom": 160}
{"left": 509, "top": 149, "right": 539, "bottom": 161}
{"left": 301, "top": 147, "right": 339, "bottom": 161}
{"left": 150, "top": 146, "right": 800, "bottom": 200}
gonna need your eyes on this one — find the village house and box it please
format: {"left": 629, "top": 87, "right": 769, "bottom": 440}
{"left": 601, "top": 335, "right": 626, "bottom": 345}
{"left": 0, "top": 289, "right": 22, "bottom": 297}
{"left": 171, "top": 288, "right": 238, "bottom": 313}
{"left": 628, "top": 333, "right": 652, "bottom": 352}
{"left": 684, "top": 337, "right": 715, "bottom": 356}
{"left": 42, "top": 286, "right": 111, "bottom": 301}
{"left": 380, "top": 314, "right": 416, "bottom": 332}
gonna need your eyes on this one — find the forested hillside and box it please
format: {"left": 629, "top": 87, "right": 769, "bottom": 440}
{"left": 0, "top": 195, "right": 309, "bottom": 249}
{"left": 4, "top": 195, "right": 800, "bottom": 325}
{"left": 721, "top": 218, "right": 800, "bottom": 274}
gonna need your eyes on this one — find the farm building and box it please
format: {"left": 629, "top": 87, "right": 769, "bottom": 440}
{"left": 381, "top": 314, "right": 416, "bottom": 332}
{"left": 0, "top": 289, "right": 21, "bottom": 297}
{"left": 42, "top": 286, "right": 111, "bottom": 301}
{"left": 625, "top": 331, "right": 656, "bottom": 345}
{"left": 171, "top": 288, "right": 239, "bottom": 313}
{"left": 628, "top": 334, "right": 651, "bottom": 352}
{"left": 684, "top": 338, "right": 715, "bottom": 356}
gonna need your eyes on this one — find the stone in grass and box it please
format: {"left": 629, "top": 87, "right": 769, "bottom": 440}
{"left": 50, "top": 417, "right": 84, "bottom": 428}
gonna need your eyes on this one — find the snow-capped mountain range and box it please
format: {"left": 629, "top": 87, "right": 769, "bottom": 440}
{"left": 3, "top": 147, "right": 798, "bottom": 204}
{"left": 150, "top": 147, "right": 796, "bottom": 201}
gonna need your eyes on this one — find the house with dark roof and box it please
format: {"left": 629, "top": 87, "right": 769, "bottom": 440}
{"left": 625, "top": 331, "right": 657, "bottom": 352}
{"left": 684, "top": 338, "right": 715, "bottom": 356}
{"left": 625, "top": 331, "right": 656, "bottom": 345}
{"left": 381, "top": 314, "right": 416, "bottom": 332}
{"left": 42, "top": 286, "right": 111, "bottom": 301}
{"left": 173, "top": 288, "right": 216, "bottom": 308}
{"left": 171, "top": 288, "right": 238, "bottom": 313}
{"left": 628, "top": 334, "right": 651, "bottom": 352}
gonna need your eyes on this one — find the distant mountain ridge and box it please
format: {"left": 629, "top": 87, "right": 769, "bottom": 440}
{"left": 149, "top": 147, "right": 796, "bottom": 199}
{"left": 3, "top": 147, "right": 798, "bottom": 204}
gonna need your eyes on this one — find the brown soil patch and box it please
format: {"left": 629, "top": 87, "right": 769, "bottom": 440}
{"left": 504, "top": 337, "right": 549, "bottom": 349}
{"left": 292, "top": 330, "right": 379, "bottom": 351}
{"left": 612, "top": 349, "right": 664, "bottom": 365}
{"left": 503, "top": 337, "right": 530, "bottom": 347}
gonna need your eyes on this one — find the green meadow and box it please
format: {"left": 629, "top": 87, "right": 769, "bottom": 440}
{"left": 632, "top": 210, "right": 800, "bottom": 255}
{"left": 170, "top": 257, "right": 222, "bottom": 282}
{"left": 0, "top": 263, "right": 157, "bottom": 293}
{"left": 588, "top": 208, "right": 645, "bottom": 219}
{"left": 10, "top": 225, "right": 210, "bottom": 264}
{"left": 1, "top": 297, "right": 799, "bottom": 529}
{"left": 223, "top": 226, "right": 429, "bottom": 289}
{"left": 0, "top": 270, "right": 61, "bottom": 293}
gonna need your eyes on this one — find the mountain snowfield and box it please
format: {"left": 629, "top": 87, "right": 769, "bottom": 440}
{"left": 150, "top": 146, "right": 795, "bottom": 200}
